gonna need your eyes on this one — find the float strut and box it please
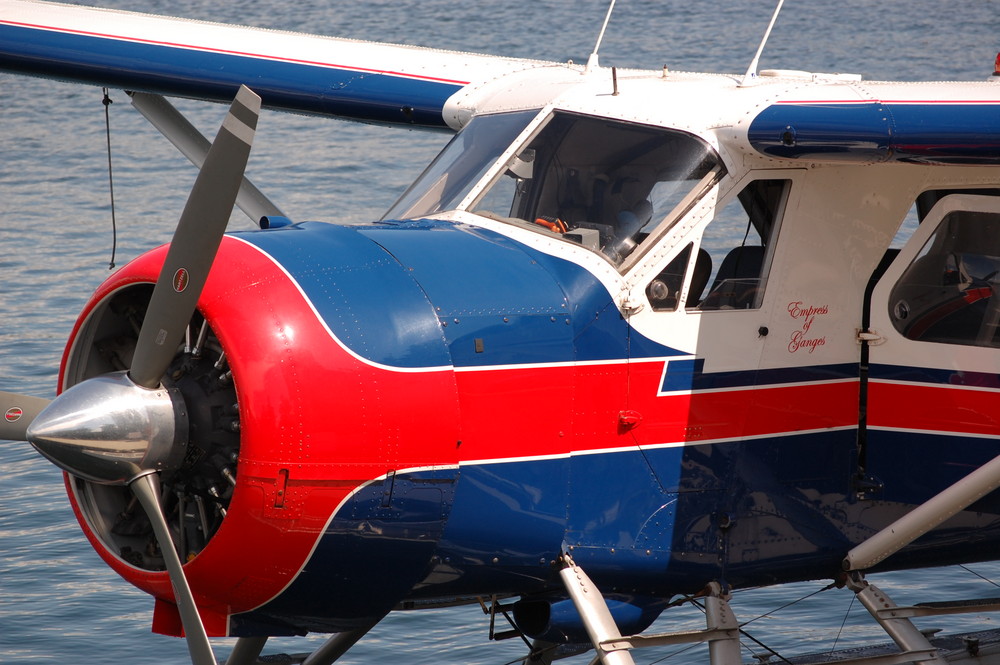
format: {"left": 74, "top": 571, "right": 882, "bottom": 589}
{"left": 559, "top": 552, "right": 636, "bottom": 665}
{"left": 301, "top": 622, "right": 379, "bottom": 665}
{"left": 846, "top": 572, "right": 948, "bottom": 665}
{"left": 703, "top": 582, "right": 743, "bottom": 665}
{"left": 223, "top": 636, "right": 267, "bottom": 665}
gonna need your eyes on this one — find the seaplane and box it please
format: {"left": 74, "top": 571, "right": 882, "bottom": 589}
{"left": 3, "top": 0, "right": 1000, "bottom": 663}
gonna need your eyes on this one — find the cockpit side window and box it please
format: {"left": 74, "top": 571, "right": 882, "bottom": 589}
{"left": 470, "top": 112, "right": 722, "bottom": 268}
{"left": 690, "top": 179, "right": 790, "bottom": 311}
{"left": 646, "top": 243, "right": 695, "bottom": 311}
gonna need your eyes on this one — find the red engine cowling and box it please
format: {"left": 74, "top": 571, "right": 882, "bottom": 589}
{"left": 59, "top": 235, "right": 462, "bottom": 636}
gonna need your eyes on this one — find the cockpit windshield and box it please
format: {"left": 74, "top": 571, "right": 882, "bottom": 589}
{"left": 384, "top": 110, "right": 723, "bottom": 269}
{"left": 384, "top": 110, "right": 538, "bottom": 221}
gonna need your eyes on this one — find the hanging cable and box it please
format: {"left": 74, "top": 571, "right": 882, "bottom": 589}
{"left": 828, "top": 592, "right": 856, "bottom": 655}
{"left": 960, "top": 564, "right": 1000, "bottom": 588}
{"left": 102, "top": 87, "right": 119, "bottom": 270}
{"left": 649, "top": 583, "right": 838, "bottom": 665}
{"left": 738, "top": 581, "right": 836, "bottom": 629}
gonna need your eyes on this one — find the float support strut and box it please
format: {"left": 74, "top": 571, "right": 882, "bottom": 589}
{"left": 847, "top": 572, "right": 948, "bottom": 665}
{"left": 559, "top": 552, "right": 636, "bottom": 665}
{"left": 704, "top": 582, "right": 743, "bottom": 665}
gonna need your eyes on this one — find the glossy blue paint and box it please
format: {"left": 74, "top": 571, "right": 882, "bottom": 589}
{"left": 361, "top": 221, "right": 577, "bottom": 366}
{"left": 869, "top": 362, "right": 1000, "bottom": 387}
{"left": 859, "top": 428, "right": 1000, "bottom": 574}
{"left": 750, "top": 102, "right": 891, "bottom": 161}
{"left": 427, "top": 458, "right": 570, "bottom": 598}
{"left": 239, "top": 468, "right": 460, "bottom": 634}
{"left": 235, "top": 223, "right": 453, "bottom": 368}
{"left": 0, "top": 23, "right": 461, "bottom": 127}
{"left": 512, "top": 595, "right": 668, "bottom": 643}
{"left": 749, "top": 103, "right": 1000, "bottom": 164}
{"left": 240, "top": 220, "right": 681, "bottom": 369}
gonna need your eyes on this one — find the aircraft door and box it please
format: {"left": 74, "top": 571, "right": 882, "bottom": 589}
{"left": 610, "top": 175, "right": 796, "bottom": 574}
{"left": 865, "top": 194, "right": 1000, "bottom": 517}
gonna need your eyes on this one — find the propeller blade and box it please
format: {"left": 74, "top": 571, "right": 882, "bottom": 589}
{"left": 130, "top": 85, "right": 261, "bottom": 389}
{"left": 0, "top": 391, "right": 50, "bottom": 441}
{"left": 130, "top": 471, "right": 216, "bottom": 665}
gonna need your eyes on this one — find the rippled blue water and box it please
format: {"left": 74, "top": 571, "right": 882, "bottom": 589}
{"left": 2, "top": 1, "right": 1000, "bottom": 663}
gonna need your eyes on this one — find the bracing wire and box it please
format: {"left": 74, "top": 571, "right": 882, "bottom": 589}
{"left": 102, "top": 87, "right": 119, "bottom": 270}
{"left": 960, "top": 564, "right": 1000, "bottom": 588}
{"left": 648, "top": 583, "right": 837, "bottom": 665}
{"left": 829, "top": 592, "right": 856, "bottom": 655}
{"left": 738, "top": 582, "right": 836, "bottom": 629}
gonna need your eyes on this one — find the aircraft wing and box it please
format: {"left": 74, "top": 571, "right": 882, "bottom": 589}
{"left": 0, "top": 0, "right": 549, "bottom": 130}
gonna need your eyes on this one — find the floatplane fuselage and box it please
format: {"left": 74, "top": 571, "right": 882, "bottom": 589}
{"left": 3, "top": 1, "right": 1000, "bottom": 663}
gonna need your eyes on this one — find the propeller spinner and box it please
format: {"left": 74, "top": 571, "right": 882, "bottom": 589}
{"left": 2, "top": 84, "right": 261, "bottom": 665}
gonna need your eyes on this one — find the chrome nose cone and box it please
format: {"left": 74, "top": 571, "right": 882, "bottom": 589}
{"left": 26, "top": 372, "right": 188, "bottom": 485}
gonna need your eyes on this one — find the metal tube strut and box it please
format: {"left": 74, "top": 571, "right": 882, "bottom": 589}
{"left": 844, "top": 453, "right": 1000, "bottom": 572}
{"left": 223, "top": 636, "right": 267, "bottom": 665}
{"left": 300, "top": 622, "right": 379, "bottom": 665}
{"left": 129, "top": 91, "right": 285, "bottom": 226}
{"left": 847, "top": 572, "right": 949, "bottom": 665}
{"left": 559, "top": 552, "right": 636, "bottom": 665}
{"left": 704, "top": 583, "right": 743, "bottom": 665}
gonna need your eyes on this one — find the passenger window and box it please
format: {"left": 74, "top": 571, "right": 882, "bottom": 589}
{"left": 890, "top": 210, "right": 1000, "bottom": 347}
{"left": 693, "top": 179, "right": 789, "bottom": 310}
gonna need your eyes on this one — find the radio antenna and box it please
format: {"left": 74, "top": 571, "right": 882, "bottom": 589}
{"left": 585, "top": 0, "right": 617, "bottom": 73}
{"left": 740, "top": 0, "right": 785, "bottom": 86}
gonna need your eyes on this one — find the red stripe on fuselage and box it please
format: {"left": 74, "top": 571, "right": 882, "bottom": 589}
{"left": 628, "top": 361, "right": 859, "bottom": 448}
{"left": 869, "top": 379, "right": 1000, "bottom": 437}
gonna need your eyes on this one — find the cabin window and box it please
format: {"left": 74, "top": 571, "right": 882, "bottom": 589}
{"left": 689, "top": 179, "right": 790, "bottom": 310}
{"left": 889, "top": 209, "right": 1000, "bottom": 347}
{"left": 468, "top": 111, "right": 722, "bottom": 267}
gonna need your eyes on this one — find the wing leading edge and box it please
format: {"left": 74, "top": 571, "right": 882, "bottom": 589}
{"left": 0, "top": 0, "right": 548, "bottom": 129}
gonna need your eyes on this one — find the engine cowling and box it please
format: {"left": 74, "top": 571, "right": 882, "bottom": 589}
{"left": 61, "top": 224, "right": 464, "bottom": 636}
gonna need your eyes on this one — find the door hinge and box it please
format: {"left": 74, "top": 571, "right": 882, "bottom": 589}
{"left": 856, "top": 329, "right": 884, "bottom": 345}
{"left": 620, "top": 295, "right": 645, "bottom": 317}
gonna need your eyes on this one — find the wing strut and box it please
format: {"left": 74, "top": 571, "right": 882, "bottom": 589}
{"left": 128, "top": 91, "right": 285, "bottom": 227}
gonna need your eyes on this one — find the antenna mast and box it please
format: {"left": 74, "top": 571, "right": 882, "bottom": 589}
{"left": 741, "top": 0, "right": 785, "bottom": 86}
{"left": 586, "top": 0, "right": 617, "bottom": 72}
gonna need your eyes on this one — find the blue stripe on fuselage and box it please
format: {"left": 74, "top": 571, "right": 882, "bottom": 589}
{"left": 0, "top": 23, "right": 461, "bottom": 127}
{"left": 660, "top": 360, "right": 858, "bottom": 393}
{"left": 749, "top": 102, "right": 1000, "bottom": 164}
{"left": 870, "top": 362, "right": 1000, "bottom": 388}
